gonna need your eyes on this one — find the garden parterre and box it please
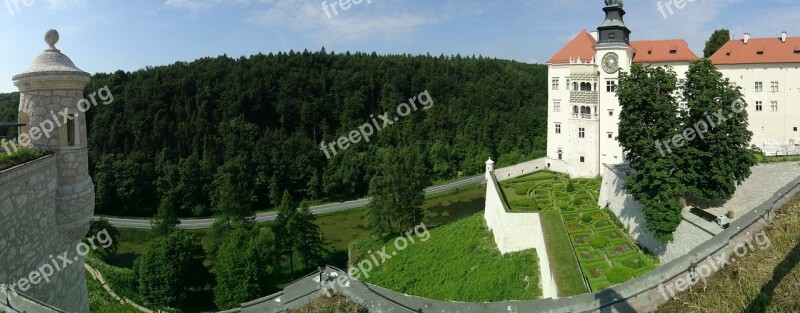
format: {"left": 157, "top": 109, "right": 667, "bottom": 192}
{"left": 501, "top": 171, "right": 658, "bottom": 291}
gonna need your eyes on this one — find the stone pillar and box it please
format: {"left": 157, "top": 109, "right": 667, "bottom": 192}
{"left": 485, "top": 158, "right": 495, "bottom": 181}
{"left": 10, "top": 29, "right": 93, "bottom": 313}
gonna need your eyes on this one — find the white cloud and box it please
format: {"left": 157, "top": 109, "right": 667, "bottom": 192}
{"left": 164, "top": 0, "right": 253, "bottom": 11}
{"left": 45, "top": 0, "right": 87, "bottom": 9}
{"left": 246, "top": 0, "right": 440, "bottom": 45}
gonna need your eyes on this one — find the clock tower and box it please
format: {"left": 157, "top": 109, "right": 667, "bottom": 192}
{"left": 596, "top": 0, "right": 634, "bottom": 168}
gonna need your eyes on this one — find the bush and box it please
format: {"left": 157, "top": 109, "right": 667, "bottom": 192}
{"left": 512, "top": 199, "right": 530, "bottom": 208}
{"left": 530, "top": 198, "right": 539, "bottom": 211}
{"left": 0, "top": 146, "right": 45, "bottom": 170}
{"left": 589, "top": 236, "right": 608, "bottom": 248}
{"left": 573, "top": 198, "right": 583, "bottom": 205}
{"left": 287, "top": 292, "right": 368, "bottom": 313}
{"left": 580, "top": 213, "right": 593, "bottom": 223}
{"left": 566, "top": 181, "right": 575, "bottom": 192}
{"left": 514, "top": 187, "right": 529, "bottom": 196}
{"left": 606, "top": 266, "right": 634, "bottom": 283}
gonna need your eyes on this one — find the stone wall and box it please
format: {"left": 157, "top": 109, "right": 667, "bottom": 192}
{"left": 490, "top": 157, "right": 570, "bottom": 182}
{"left": 597, "top": 165, "right": 718, "bottom": 262}
{"left": 0, "top": 155, "right": 89, "bottom": 313}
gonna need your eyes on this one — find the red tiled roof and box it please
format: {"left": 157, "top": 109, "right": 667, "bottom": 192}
{"left": 631, "top": 40, "right": 699, "bottom": 63}
{"left": 548, "top": 29, "right": 597, "bottom": 64}
{"left": 710, "top": 37, "right": 800, "bottom": 65}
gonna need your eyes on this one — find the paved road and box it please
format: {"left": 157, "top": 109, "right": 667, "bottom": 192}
{"left": 98, "top": 175, "right": 486, "bottom": 229}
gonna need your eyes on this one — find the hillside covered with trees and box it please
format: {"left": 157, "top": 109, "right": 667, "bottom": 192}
{"left": 0, "top": 50, "right": 548, "bottom": 217}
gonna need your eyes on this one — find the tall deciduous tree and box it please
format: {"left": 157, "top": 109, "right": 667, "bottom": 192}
{"left": 133, "top": 231, "right": 209, "bottom": 307}
{"left": 616, "top": 64, "right": 686, "bottom": 242}
{"left": 704, "top": 29, "right": 730, "bottom": 58}
{"left": 213, "top": 228, "right": 275, "bottom": 310}
{"left": 681, "top": 59, "right": 755, "bottom": 201}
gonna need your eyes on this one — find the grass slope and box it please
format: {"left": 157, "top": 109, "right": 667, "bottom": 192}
{"left": 353, "top": 213, "right": 542, "bottom": 302}
{"left": 540, "top": 209, "right": 588, "bottom": 296}
{"left": 658, "top": 193, "right": 800, "bottom": 313}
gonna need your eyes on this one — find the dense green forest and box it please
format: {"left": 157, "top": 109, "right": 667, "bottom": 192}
{"left": 0, "top": 50, "right": 548, "bottom": 217}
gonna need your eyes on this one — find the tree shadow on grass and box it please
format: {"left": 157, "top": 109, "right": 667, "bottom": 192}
{"left": 742, "top": 241, "right": 800, "bottom": 313}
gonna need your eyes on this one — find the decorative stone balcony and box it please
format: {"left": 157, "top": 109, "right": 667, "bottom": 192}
{"left": 570, "top": 90, "right": 599, "bottom": 104}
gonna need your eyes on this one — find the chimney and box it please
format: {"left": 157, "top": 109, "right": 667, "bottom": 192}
{"left": 743, "top": 33, "right": 750, "bottom": 44}
{"left": 590, "top": 31, "right": 599, "bottom": 41}
{"left": 782, "top": 31, "right": 787, "bottom": 43}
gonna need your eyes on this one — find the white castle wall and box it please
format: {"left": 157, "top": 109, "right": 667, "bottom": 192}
{"left": 0, "top": 155, "right": 89, "bottom": 312}
{"left": 484, "top": 171, "right": 557, "bottom": 298}
{"left": 492, "top": 157, "right": 569, "bottom": 181}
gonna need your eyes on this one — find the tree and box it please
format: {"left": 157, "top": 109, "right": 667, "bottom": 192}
{"left": 272, "top": 192, "right": 326, "bottom": 277}
{"left": 211, "top": 155, "right": 257, "bottom": 227}
{"left": 703, "top": 29, "right": 730, "bottom": 58}
{"left": 85, "top": 218, "right": 120, "bottom": 260}
{"left": 152, "top": 195, "right": 181, "bottom": 236}
{"left": 293, "top": 201, "right": 325, "bottom": 268}
{"left": 681, "top": 59, "right": 756, "bottom": 201}
{"left": 616, "top": 64, "right": 686, "bottom": 242}
{"left": 213, "top": 228, "right": 275, "bottom": 310}
{"left": 272, "top": 190, "right": 299, "bottom": 276}
{"left": 133, "top": 231, "right": 209, "bottom": 307}
{"left": 366, "top": 146, "right": 428, "bottom": 236}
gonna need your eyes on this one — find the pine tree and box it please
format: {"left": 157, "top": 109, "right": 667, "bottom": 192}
{"left": 272, "top": 190, "right": 299, "bottom": 277}
{"left": 152, "top": 195, "right": 181, "bottom": 236}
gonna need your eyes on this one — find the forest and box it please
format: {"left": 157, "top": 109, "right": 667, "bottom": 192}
{"left": 0, "top": 49, "right": 548, "bottom": 217}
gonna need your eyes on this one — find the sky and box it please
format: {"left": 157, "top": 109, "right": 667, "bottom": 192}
{"left": 0, "top": 0, "right": 799, "bottom": 92}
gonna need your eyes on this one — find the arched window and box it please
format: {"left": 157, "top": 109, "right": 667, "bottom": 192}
{"left": 572, "top": 106, "right": 579, "bottom": 114}
{"left": 573, "top": 82, "right": 578, "bottom": 90}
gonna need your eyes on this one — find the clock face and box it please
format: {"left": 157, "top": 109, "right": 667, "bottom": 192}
{"left": 602, "top": 52, "right": 620, "bottom": 74}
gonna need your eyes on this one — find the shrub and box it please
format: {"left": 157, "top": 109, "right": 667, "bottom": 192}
{"left": 580, "top": 213, "right": 593, "bottom": 223}
{"left": 287, "top": 292, "right": 368, "bottom": 313}
{"left": 606, "top": 266, "right": 634, "bottom": 283}
{"left": 512, "top": 199, "right": 530, "bottom": 208}
{"left": 589, "top": 236, "right": 608, "bottom": 248}
{"left": 573, "top": 198, "right": 583, "bottom": 205}
{"left": 514, "top": 188, "right": 529, "bottom": 196}
{"left": 566, "top": 181, "right": 575, "bottom": 192}
{"left": 529, "top": 198, "right": 539, "bottom": 211}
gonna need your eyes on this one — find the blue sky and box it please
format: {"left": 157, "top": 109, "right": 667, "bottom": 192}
{"left": 0, "top": 0, "right": 798, "bottom": 92}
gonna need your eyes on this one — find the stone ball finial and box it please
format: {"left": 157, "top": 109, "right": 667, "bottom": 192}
{"left": 45, "top": 29, "right": 59, "bottom": 50}
{"left": 604, "top": 0, "right": 623, "bottom": 8}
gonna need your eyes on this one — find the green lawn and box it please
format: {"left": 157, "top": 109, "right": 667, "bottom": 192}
{"left": 352, "top": 213, "right": 542, "bottom": 302}
{"left": 502, "top": 171, "right": 657, "bottom": 291}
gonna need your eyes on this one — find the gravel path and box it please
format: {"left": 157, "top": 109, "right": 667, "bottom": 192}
{"left": 706, "top": 162, "right": 800, "bottom": 218}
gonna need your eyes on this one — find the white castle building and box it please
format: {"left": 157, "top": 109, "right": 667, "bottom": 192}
{"left": 547, "top": 0, "right": 800, "bottom": 178}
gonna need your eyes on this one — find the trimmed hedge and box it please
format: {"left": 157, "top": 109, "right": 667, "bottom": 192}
{"left": 606, "top": 266, "right": 634, "bottom": 284}
{"left": 589, "top": 236, "right": 609, "bottom": 249}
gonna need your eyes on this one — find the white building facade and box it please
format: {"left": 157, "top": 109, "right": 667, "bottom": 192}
{"left": 547, "top": 0, "right": 800, "bottom": 178}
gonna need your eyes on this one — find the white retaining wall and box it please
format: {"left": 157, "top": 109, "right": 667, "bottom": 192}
{"left": 484, "top": 172, "right": 557, "bottom": 298}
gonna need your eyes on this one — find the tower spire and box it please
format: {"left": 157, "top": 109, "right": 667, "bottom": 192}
{"left": 598, "top": 0, "right": 630, "bottom": 44}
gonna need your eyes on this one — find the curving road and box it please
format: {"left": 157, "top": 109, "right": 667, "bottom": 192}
{"left": 98, "top": 175, "right": 486, "bottom": 229}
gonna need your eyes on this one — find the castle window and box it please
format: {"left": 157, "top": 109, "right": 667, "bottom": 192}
{"left": 755, "top": 101, "right": 763, "bottom": 111}
{"left": 555, "top": 123, "right": 561, "bottom": 134}
{"left": 66, "top": 117, "right": 76, "bottom": 146}
{"left": 554, "top": 100, "right": 561, "bottom": 112}
{"left": 578, "top": 128, "right": 585, "bottom": 138}
{"left": 566, "top": 79, "right": 571, "bottom": 90}
{"left": 552, "top": 78, "right": 560, "bottom": 90}
{"left": 580, "top": 156, "right": 585, "bottom": 163}
{"left": 794, "top": 127, "right": 798, "bottom": 132}
{"left": 606, "top": 80, "right": 617, "bottom": 92}
{"left": 754, "top": 81, "right": 763, "bottom": 92}
{"left": 608, "top": 110, "right": 614, "bottom": 116}
{"left": 771, "top": 101, "right": 778, "bottom": 112}
{"left": 607, "top": 132, "right": 613, "bottom": 139}
{"left": 771, "top": 81, "right": 779, "bottom": 92}
{"left": 608, "top": 33, "right": 616, "bottom": 40}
